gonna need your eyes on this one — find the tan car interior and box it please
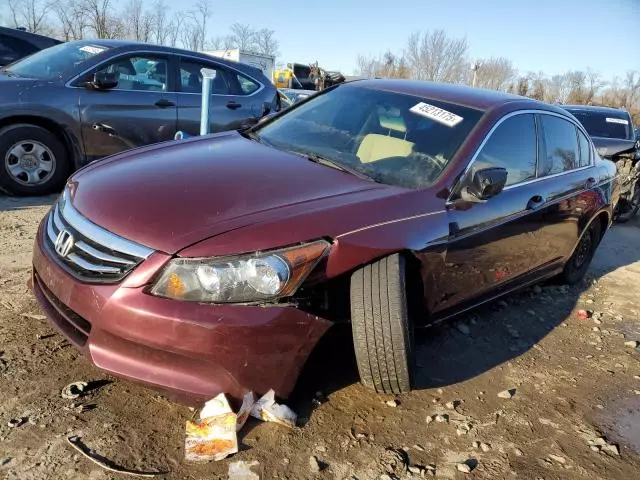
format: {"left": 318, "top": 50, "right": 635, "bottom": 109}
{"left": 357, "top": 108, "right": 415, "bottom": 163}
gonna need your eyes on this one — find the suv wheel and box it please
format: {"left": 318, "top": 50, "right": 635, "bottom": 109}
{"left": 0, "top": 124, "right": 69, "bottom": 196}
{"left": 350, "top": 254, "right": 413, "bottom": 394}
{"left": 560, "top": 220, "right": 601, "bottom": 285}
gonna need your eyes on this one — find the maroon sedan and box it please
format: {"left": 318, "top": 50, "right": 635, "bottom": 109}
{"left": 31, "top": 80, "right": 616, "bottom": 402}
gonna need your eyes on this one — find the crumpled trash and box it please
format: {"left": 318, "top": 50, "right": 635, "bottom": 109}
{"left": 228, "top": 460, "right": 260, "bottom": 480}
{"left": 250, "top": 389, "right": 297, "bottom": 428}
{"left": 236, "top": 391, "right": 255, "bottom": 432}
{"left": 185, "top": 393, "right": 238, "bottom": 462}
{"left": 61, "top": 381, "right": 88, "bottom": 400}
{"left": 577, "top": 310, "right": 593, "bottom": 319}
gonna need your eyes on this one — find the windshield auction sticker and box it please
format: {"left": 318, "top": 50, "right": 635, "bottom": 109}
{"left": 79, "top": 45, "right": 106, "bottom": 55}
{"left": 410, "top": 102, "right": 463, "bottom": 127}
{"left": 606, "top": 117, "right": 629, "bottom": 125}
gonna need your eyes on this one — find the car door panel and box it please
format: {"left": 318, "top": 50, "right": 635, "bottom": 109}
{"left": 77, "top": 54, "right": 177, "bottom": 161}
{"left": 175, "top": 58, "right": 261, "bottom": 136}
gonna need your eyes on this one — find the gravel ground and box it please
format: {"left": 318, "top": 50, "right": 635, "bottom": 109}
{"left": 1, "top": 195, "right": 640, "bottom": 480}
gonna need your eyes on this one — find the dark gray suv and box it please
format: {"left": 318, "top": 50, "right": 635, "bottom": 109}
{"left": 0, "top": 40, "right": 279, "bottom": 195}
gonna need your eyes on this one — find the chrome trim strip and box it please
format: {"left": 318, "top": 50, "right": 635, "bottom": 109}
{"left": 502, "top": 165, "right": 594, "bottom": 191}
{"left": 66, "top": 253, "right": 122, "bottom": 274}
{"left": 75, "top": 241, "right": 135, "bottom": 265}
{"left": 449, "top": 109, "right": 596, "bottom": 202}
{"left": 60, "top": 200, "right": 154, "bottom": 259}
{"left": 52, "top": 204, "right": 64, "bottom": 230}
{"left": 46, "top": 212, "right": 57, "bottom": 243}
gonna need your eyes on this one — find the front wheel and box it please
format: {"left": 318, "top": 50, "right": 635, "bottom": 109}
{"left": 0, "top": 124, "right": 69, "bottom": 196}
{"left": 350, "top": 254, "right": 413, "bottom": 394}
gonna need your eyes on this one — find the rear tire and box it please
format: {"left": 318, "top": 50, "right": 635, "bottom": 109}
{"left": 560, "top": 220, "right": 601, "bottom": 285}
{"left": 0, "top": 124, "right": 69, "bottom": 196}
{"left": 350, "top": 254, "right": 413, "bottom": 394}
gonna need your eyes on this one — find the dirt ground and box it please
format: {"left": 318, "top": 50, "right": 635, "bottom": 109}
{"left": 1, "top": 194, "right": 640, "bottom": 480}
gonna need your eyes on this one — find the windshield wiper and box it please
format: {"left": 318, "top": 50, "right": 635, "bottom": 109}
{"left": 290, "top": 150, "right": 380, "bottom": 182}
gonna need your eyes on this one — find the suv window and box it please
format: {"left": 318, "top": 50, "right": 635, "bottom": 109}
{"left": 474, "top": 113, "right": 537, "bottom": 186}
{"left": 540, "top": 115, "right": 579, "bottom": 175}
{"left": 230, "top": 72, "right": 260, "bottom": 95}
{"left": 179, "top": 59, "right": 230, "bottom": 94}
{"left": 0, "top": 34, "right": 37, "bottom": 66}
{"left": 577, "top": 128, "right": 591, "bottom": 167}
{"left": 97, "top": 55, "right": 167, "bottom": 92}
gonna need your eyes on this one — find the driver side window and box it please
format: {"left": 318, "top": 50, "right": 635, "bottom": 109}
{"left": 97, "top": 55, "right": 168, "bottom": 92}
{"left": 475, "top": 114, "right": 538, "bottom": 187}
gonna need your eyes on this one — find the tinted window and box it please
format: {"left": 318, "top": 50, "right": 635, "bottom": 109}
{"left": 540, "top": 115, "right": 579, "bottom": 175}
{"left": 231, "top": 73, "right": 260, "bottom": 95}
{"left": 179, "top": 60, "right": 229, "bottom": 94}
{"left": 98, "top": 55, "right": 167, "bottom": 92}
{"left": 3, "top": 41, "right": 109, "bottom": 78}
{"left": 0, "top": 35, "right": 37, "bottom": 66}
{"left": 567, "top": 110, "right": 632, "bottom": 140}
{"left": 255, "top": 85, "right": 483, "bottom": 189}
{"left": 577, "top": 128, "right": 591, "bottom": 167}
{"left": 475, "top": 114, "right": 537, "bottom": 186}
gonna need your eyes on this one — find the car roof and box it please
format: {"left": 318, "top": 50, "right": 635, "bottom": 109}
{"left": 73, "top": 39, "right": 265, "bottom": 78}
{"left": 343, "top": 79, "right": 554, "bottom": 112}
{"left": 562, "top": 104, "right": 631, "bottom": 117}
{"left": 0, "top": 26, "right": 61, "bottom": 48}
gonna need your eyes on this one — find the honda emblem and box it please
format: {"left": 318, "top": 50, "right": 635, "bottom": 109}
{"left": 54, "top": 229, "right": 74, "bottom": 258}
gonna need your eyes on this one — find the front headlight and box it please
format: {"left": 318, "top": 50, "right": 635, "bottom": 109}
{"left": 150, "top": 240, "right": 330, "bottom": 303}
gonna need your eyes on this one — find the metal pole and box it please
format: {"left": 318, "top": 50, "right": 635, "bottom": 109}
{"left": 200, "top": 68, "right": 216, "bottom": 135}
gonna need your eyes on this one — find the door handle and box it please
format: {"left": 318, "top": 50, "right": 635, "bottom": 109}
{"left": 154, "top": 99, "right": 175, "bottom": 108}
{"left": 226, "top": 101, "right": 242, "bottom": 110}
{"left": 585, "top": 177, "right": 597, "bottom": 188}
{"left": 526, "top": 195, "right": 545, "bottom": 210}
{"left": 91, "top": 123, "right": 116, "bottom": 136}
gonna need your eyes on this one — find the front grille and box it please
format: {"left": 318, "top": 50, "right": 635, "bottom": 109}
{"left": 44, "top": 196, "right": 154, "bottom": 283}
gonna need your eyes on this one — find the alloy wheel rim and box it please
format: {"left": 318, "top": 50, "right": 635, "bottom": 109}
{"left": 574, "top": 231, "right": 593, "bottom": 269}
{"left": 4, "top": 140, "right": 56, "bottom": 186}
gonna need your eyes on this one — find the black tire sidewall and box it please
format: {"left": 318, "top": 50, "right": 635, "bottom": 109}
{"left": 0, "top": 125, "right": 68, "bottom": 196}
{"left": 563, "top": 221, "right": 601, "bottom": 284}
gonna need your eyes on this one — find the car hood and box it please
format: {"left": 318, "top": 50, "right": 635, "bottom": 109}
{"left": 591, "top": 136, "right": 638, "bottom": 158}
{"left": 69, "top": 132, "right": 385, "bottom": 254}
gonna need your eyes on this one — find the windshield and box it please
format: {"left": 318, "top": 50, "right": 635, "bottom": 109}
{"left": 2, "top": 42, "right": 110, "bottom": 79}
{"left": 255, "top": 85, "right": 483, "bottom": 189}
{"left": 567, "top": 110, "right": 633, "bottom": 140}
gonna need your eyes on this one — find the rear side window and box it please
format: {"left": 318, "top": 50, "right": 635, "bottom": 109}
{"left": 540, "top": 115, "right": 579, "bottom": 175}
{"left": 179, "top": 60, "right": 230, "bottom": 95}
{"left": 474, "top": 114, "right": 537, "bottom": 186}
{"left": 230, "top": 73, "right": 260, "bottom": 95}
{"left": 577, "top": 129, "right": 591, "bottom": 167}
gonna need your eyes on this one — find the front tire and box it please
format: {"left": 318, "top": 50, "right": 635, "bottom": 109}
{"left": 350, "top": 254, "right": 413, "bottom": 394}
{"left": 0, "top": 124, "right": 69, "bottom": 196}
{"left": 560, "top": 220, "right": 601, "bottom": 285}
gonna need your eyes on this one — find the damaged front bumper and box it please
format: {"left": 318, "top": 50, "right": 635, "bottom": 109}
{"left": 31, "top": 221, "right": 332, "bottom": 404}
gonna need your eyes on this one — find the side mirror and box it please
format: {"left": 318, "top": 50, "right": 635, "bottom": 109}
{"left": 90, "top": 71, "right": 118, "bottom": 90}
{"left": 461, "top": 167, "right": 508, "bottom": 203}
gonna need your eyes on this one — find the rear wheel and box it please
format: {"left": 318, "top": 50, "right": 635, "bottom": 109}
{"left": 560, "top": 220, "right": 601, "bottom": 285}
{"left": 0, "top": 124, "right": 69, "bottom": 196}
{"left": 350, "top": 254, "right": 413, "bottom": 394}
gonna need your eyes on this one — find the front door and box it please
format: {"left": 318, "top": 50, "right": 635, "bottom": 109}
{"left": 432, "top": 113, "right": 549, "bottom": 314}
{"left": 176, "top": 58, "right": 262, "bottom": 136}
{"left": 77, "top": 54, "right": 177, "bottom": 161}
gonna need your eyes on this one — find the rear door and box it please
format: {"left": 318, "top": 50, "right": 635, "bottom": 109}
{"left": 77, "top": 53, "right": 178, "bottom": 161}
{"left": 175, "top": 57, "right": 263, "bottom": 136}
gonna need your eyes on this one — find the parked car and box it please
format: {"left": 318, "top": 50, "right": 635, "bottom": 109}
{"left": 279, "top": 88, "right": 317, "bottom": 105}
{"left": 31, "top": 80, "right": 616, "bottom": 403}
{"left": 562, "top": 105, "right": 639, "bottom": 222}
{"left": 0, "top": 27, "right": 61, "bottom": 67}
{"left": 0, "top": 39, "right": 278, "bottom": 195}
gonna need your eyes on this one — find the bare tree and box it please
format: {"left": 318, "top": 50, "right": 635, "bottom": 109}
{"left": 404, "top": 29, "right": 469, "bottom": 83}
{"left": 7, "top": 0, "right": 53, "bottom": 34}
{"left": 205, "top": 37, "right": 224, "bottom": 50}
{"left": 122, "top": 0, "right": 154, "bottom": 42}
{"left": 473, "top": 57, "right": 515, "bottom": 91}
{"left": 151, "top": 0, "right": 169, "bottom": 45}
{"left": 228, "top": 23, "right": 255, "bottom": 51}
{"left": 55, "top": 0, "right": 88, "bottom": 40}
{"left": 180, "top": 18, "right": 201, "bottom": 51}
{"left": 165, "top": 16, "right": 182, "bottom": 47}
{"left": 516, "top": 76, "right": 529, "bottom": 96}
{"left": 254, "top": 28, "right": 279, "bottom": 56}
{"left": 82, "top": 0, "right": 124, "bottom": 39}
{"left": 356, "top": 55, "right": 378, "bottom": 78}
